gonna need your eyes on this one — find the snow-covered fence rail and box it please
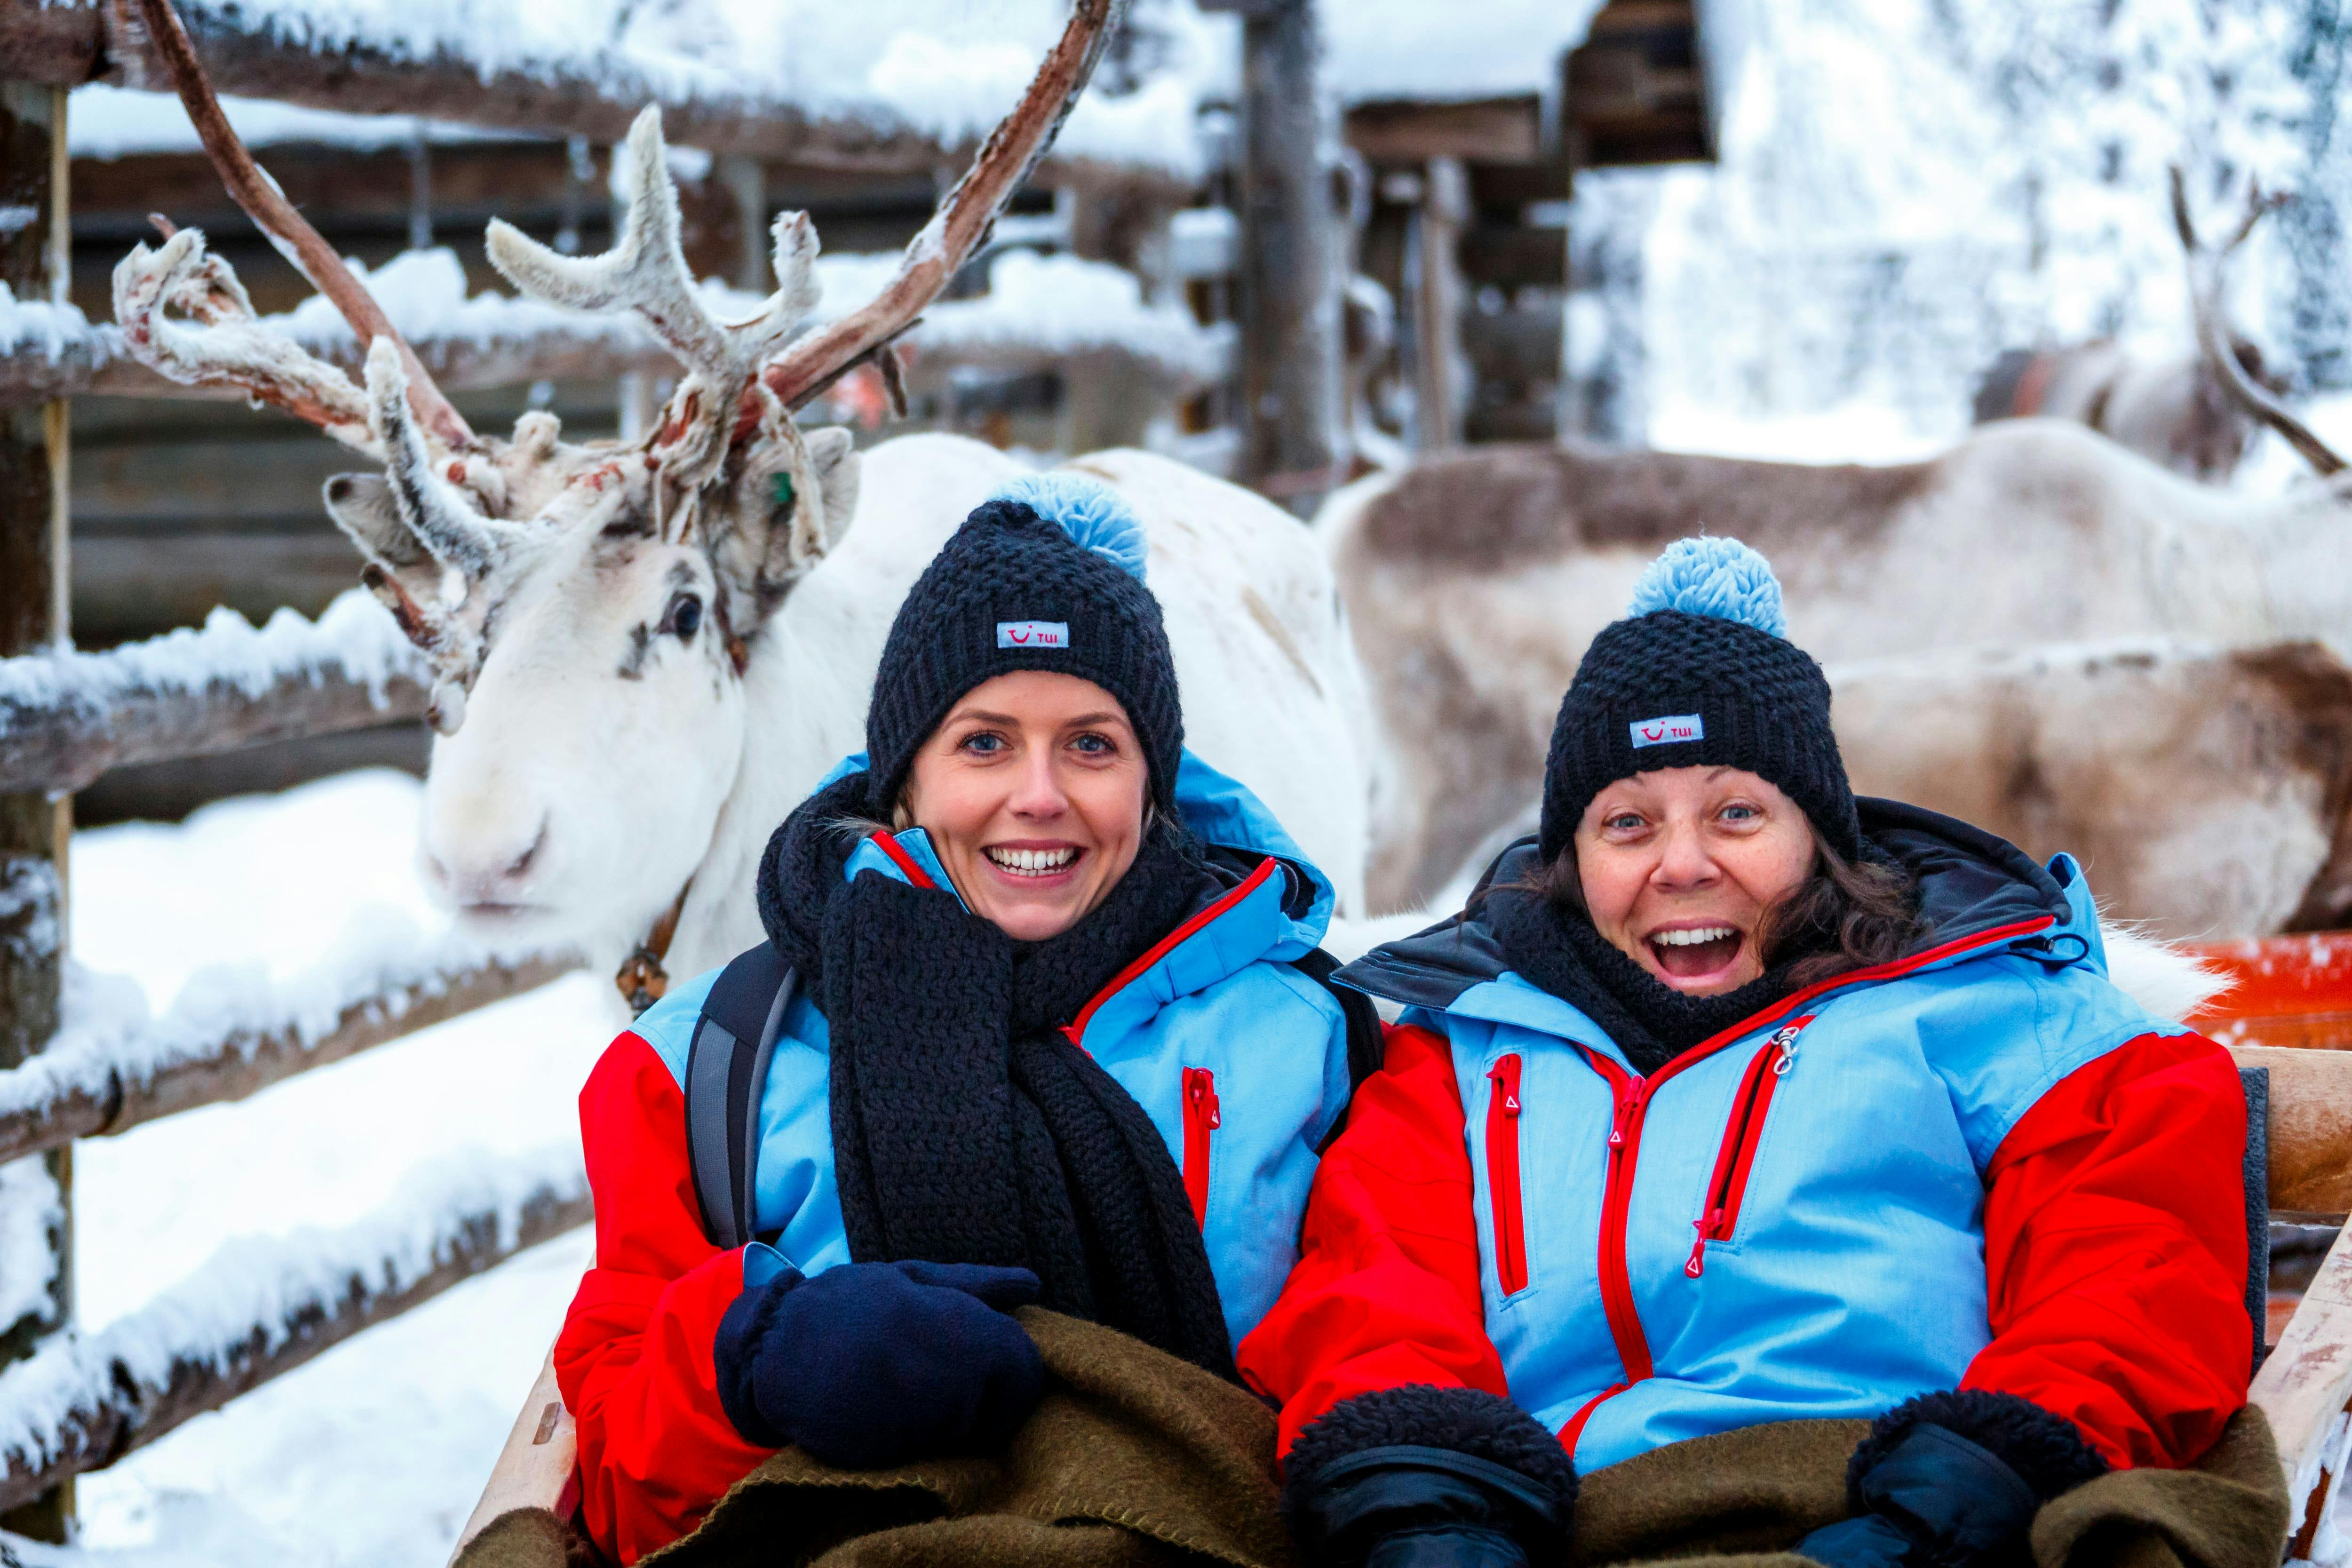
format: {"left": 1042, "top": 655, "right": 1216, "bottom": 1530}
{"left": 0, "top": 248, "right": 1226, "bottom": 413}
{"left": 0, "top": 942, "right": 579, "bottom": 1168}
{"left": 0, "top": 0, "right": 1195, "bottom": 191}
{"left": 0, "top": 592, "right": 426, "bottom": 797}
{"left": 0, "top": 1143, "right": 589, "bottom": 1512}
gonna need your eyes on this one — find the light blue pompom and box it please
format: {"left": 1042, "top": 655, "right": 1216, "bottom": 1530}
{"left": 1624, "top": 536, "right": 1788, "bottom": 639}
{"left": 993, "top": 472, "right": 1149, "bottom": 582}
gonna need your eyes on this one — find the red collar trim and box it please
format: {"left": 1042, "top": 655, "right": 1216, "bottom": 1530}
{"left": 1644, "top": 914, "right": 2060, "bottom": 1084}
{"left": 1063, "top": 858, "right": 1280, "bottom": 1048}
{"left": 870, "top": 830, "right": 939, "bottom": 891}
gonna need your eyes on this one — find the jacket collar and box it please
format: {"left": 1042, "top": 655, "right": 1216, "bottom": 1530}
{"left": 1337, "top": 798, "right": 2097, "bottom": 1044}
{"left": 815, "top": 748, "right": 1334, "bottom": 1046}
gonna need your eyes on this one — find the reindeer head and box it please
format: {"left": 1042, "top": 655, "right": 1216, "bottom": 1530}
{"left": 114, "top": 0, "right": 1122, "bottom": 965}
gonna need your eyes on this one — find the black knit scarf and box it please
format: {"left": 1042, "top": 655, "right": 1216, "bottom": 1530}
{"left": 754, "top": 770, "right": 1237, "bottom": 1378}
{"left": 1486, "top": 884, "right": 1814, "bottom": 1075}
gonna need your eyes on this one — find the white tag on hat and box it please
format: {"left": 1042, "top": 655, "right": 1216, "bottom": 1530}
{"left": 1629, "top": 713, "right": 1704, "bottom": 748}
{"left": 997, "top": 620, "right": 1070, "bottom": 649}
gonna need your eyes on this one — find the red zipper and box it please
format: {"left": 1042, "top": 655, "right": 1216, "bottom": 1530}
{"left": 1485, "top": 1055, "right": 1529, "bottom": 1294}
{"left": 1182, "top": 1067, "right": 1220, "bottom": 1228}
{"left": 1684, "top": 1017, "right": 1811, "bottom": 1278}
{"left": 1564, "top": 915, "right": 2055, "bottom": 1425}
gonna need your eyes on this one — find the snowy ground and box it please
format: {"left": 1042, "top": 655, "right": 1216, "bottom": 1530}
{"left": 6, "top": 773, "right": 614, "bottom": 1568}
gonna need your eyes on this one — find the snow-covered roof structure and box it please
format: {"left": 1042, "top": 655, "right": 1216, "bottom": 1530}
{"left": 1325, "top": 0, "right": 1609, "bottom": 104}
{"left": 12, "top": 0, "right": 1208, "bottom": 186}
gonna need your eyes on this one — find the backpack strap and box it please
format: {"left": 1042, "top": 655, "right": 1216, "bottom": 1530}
{"left": 1288, "top": 946, "right": 1385, "bottom": 1092}
{"left": 683, "top": 942, "right": 798, "bottom": 1252}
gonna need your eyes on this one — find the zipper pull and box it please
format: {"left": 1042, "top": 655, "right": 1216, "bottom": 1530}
{"left": 1486, "top": 1062, "right": 1521, "bottom": 1117}
{"left": 1685, "top": 1206, "right": 1727, "bottom": 1277}
{"left": 1769, "top": 1020, "right": 1808, "bottom": 1077}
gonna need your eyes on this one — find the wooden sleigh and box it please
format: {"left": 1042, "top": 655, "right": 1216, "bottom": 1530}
{"left": 445, "top": 936, "right": 2352, "bottom": 1565}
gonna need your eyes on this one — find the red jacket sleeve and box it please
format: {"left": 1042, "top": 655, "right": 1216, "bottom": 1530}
{"left": 1965, "top": 1030, "right": 2250, "bottom": 1470}
{"left": 557, "top": 1032, "right": 775, "bottom": 1564}
{"left": 1236, "top": 1023, "right": 1507, "bottom": 1461}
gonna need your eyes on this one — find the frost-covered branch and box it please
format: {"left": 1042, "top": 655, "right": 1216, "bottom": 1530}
{"left": 0, "top": 1142, "right": 590, "bottom": 1510}
{"left": 0, "top": 936, "right": 581, "bottom": 1167}
{"left": 0, "top": 591, "right": 427, "bottom": 796}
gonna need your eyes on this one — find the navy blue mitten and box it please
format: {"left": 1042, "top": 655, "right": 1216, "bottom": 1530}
{"left": 712, "top": 1258, "right": 1044, "bottom": 1469}
{"left": 1796, "top": 1390, "right": 2108, "bottom": 1568}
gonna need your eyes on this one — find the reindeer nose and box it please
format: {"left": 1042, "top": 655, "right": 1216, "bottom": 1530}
{"left": 430, "top": 820, "right": 549, "bottom": 911}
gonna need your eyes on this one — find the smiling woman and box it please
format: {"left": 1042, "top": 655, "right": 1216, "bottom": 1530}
{"left": 1239, "top": 537, "right": 2264, "bottom": 1568}
{"left": 551, "top": 473, "right": 1360, "bottom": 1566}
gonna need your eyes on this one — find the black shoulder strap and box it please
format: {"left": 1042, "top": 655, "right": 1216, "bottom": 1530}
{"left": 1288, "top": 946, "right": 1385, "bottom": 1091}
{"left": 683, "top": 942, "right": 797, "bottom": 1251}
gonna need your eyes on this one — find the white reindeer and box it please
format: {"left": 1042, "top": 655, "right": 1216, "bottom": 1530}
{"left": 113, "top": 0, "right": 1368, "bottom": 1010}
{"left": 1327, "top": 172, "right": 2352, "bottom": 923}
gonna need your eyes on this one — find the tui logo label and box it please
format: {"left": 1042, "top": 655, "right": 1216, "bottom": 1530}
{"left": 1629, "top": 713, "right": 1704, "bottom": 749}
{"left": 997, "top": 620, "right": 1070, "bottom": 649}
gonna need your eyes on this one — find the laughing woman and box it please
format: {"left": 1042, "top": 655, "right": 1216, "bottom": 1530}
{"left": 558, "top": 477, "right": 1356, "bottom": 1564}
{"left": 1239, "top": 539, "right": 2257, "bottom": 1568}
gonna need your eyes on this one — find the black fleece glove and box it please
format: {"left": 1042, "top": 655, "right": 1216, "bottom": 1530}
{"left": 713, "top": 1258, "right": 1044, "bottom": 1469}
{"left": 1796, "top": 1390, "right": 2109, "bottom": 1568}
{"left": 1286, "top": 1386, "right": 1578, "bottom": 1568}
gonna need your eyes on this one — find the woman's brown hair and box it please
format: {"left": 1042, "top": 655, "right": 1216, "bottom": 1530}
{"left": 1524, "top": 823, "right": 1925, "bottom": 988}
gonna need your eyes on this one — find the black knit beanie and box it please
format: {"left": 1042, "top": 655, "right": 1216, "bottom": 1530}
{"left": 1539, "top": 537, "right": 1859, "bottom": 865}
{"left": 864, "top": 473, "right": 1182, "bottom": 814}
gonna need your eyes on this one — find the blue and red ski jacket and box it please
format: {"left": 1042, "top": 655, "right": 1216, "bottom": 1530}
{"left": 1237, "top": 800, "right": 2249, "bottom": 1480}
{"left": 559, "top": 751, "right": 1353, "bottom": 1563}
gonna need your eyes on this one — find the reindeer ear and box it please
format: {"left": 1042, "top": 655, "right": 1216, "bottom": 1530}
{"left": 712, "top": 424, "right": 863, "bottom": 613}
{"left": 804, "top": 426, "right": 860, "bottom": 556}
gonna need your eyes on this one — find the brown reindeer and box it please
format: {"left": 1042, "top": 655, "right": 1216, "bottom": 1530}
{"left": 1330, "top": 171, "right": 2352, "bottom": 931}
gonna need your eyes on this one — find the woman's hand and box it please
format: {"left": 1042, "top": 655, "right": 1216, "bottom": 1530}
{"left": 714, "top": 1259, "right": 1045, "bottom": 1469}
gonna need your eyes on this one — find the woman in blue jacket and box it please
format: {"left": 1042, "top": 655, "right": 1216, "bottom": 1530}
{"left": 559, "top": 476, "right": 1354, "bottom": 1563}
{"left": 1240, "top": 539, "right": 2251, "bottom": 1568}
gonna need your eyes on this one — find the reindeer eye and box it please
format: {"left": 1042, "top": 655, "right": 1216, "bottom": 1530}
{"left": 770, "top": 472, "right": 797, "bottom": 517}
{"left": 665, "top": 593, "right": 703, "bottom": 641}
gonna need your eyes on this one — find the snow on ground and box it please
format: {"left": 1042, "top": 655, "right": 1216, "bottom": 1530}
{"left": 0, "top": 772, "right": 613, "bottom": 1566}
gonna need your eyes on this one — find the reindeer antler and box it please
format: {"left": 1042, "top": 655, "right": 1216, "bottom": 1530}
{"left": 755, "top": 0, "right": 1126, "bottom": 418}
{"left": 2170, "top": 164, "right": 2345, "bottom": 477}
{"left": 125, "top": 0, "right": 475, "bottom": 451}
{"left": 484, "top": 107, "right": 820, "bottom": 495}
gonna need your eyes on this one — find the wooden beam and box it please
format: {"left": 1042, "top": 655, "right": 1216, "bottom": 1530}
{"left": 0, "top": 1, "right": 1186, "bottom": 196}
{"left": 0, "top": 1162, "right": 591, "bottom": 1513}
{"left": 2252, "top": 1218, "right": 2352, "bottom": 1556}
{"left": 1410, "top": 157, "right": 1468, "bottom": 454}
{"left": 0, "top": 950, "right": 577, "bottom": 1167}
{"left": 0, "top": 612, "right": 428, "bottom": 797}
{"left": 1345, "top": 96, "right": 1544, "bottom": 167}
{"left": 0, "top": 72, "right": 69, "bottom": 1544}
{"left": 1233, "top": 0, "right": 1344, "bottom": 513}
{"left": 2239, "top": 1045, "right": 2352, "bottom": 1218}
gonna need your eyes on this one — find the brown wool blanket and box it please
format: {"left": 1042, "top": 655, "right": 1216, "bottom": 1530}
{"left": 456, "top": 1307, "right": 1295, "bottom": 1568}
{"left": 456, "top": 1313, "right": 2288, "bottom": 1568}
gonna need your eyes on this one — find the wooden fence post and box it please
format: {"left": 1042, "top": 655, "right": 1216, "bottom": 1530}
{"left": 1218, "top": 0, "right": 1345, "bottom": 516}
{"left": 0, "top": 75, "right": 72, "bottom": 1544}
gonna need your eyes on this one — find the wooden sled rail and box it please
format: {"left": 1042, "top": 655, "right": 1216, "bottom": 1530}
{"left": 0, "top": 949, "right": 579, "bottom": 1168}
{"left": 0, "top": 1158, "right": 591, "bottom": 1515}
